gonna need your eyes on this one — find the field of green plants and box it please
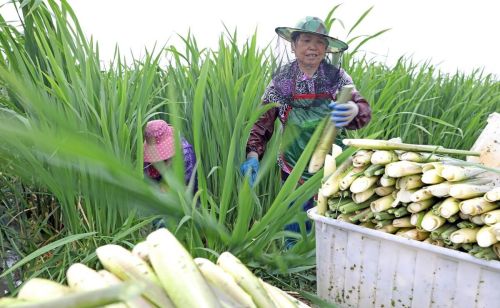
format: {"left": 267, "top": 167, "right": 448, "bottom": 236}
{"left": 0, "top": 0, "right": 498, "bottom": 300}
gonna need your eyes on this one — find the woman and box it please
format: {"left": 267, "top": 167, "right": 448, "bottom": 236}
{"left": 143, "top": 119, "right": 197, "bottom": 190}
{"left": 240, "top": 16, "right": 371, "bottom": 239}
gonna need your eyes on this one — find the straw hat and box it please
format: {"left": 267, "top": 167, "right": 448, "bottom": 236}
{"left": 143, "top": 120, "right": 175, "bottom": 163}
{"left": 275, "top": 16, "right": 348, "bottom": 53}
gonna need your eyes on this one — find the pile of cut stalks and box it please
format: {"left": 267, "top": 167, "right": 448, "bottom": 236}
{"left": 317, "top": 139, "right": 500, "bottom": 261}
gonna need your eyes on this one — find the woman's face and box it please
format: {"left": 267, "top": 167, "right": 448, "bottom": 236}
{"left": 292, "top": 33, "right": 328, "bottom": 70}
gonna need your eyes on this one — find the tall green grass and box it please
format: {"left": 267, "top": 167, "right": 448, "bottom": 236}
{"left": 0, "top": 0, "right": 498, "bottom": 296}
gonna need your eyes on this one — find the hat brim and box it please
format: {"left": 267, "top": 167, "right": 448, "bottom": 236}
{"left": 275, "top": 27, "right": 348, "bottom": 53}
{"left": 143, "top": 141, "right": 175, "bottom": 163}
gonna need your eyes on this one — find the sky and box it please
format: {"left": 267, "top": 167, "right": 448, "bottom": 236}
{"left": 2, "top": 0, "right": 499, "bottom": 78}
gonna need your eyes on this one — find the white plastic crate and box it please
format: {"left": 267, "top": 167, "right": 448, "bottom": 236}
{"left": 308, "top": 207, "right": 500, "bottom": 308}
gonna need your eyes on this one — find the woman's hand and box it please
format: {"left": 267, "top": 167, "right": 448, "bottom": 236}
{"left": 240, "top": 152, "right": 259, "bottom": 186}
{"left": 329, "top": 101, "right": 359, "bottom": 127}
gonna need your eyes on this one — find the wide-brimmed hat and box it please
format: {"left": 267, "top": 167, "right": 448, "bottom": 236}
{"left": 143, "top": 120, "right": 175, "bottom": 163}
{"left": 275, "top": 16, "right": 348, "bottom": 53}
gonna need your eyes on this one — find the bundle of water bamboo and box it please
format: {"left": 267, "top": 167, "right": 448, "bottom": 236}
{"left": 317, "top": 139, "right": 500, "bottom": 261}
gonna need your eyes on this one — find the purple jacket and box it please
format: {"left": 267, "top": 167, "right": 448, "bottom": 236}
{"left": 144, "top": 138, "right": 197, "bottom": 189}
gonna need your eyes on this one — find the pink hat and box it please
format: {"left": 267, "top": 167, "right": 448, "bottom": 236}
{"left": 143, "top": 120, "right": 175, "bottom": 163}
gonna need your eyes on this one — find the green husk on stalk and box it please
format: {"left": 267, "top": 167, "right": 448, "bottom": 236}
{"left": 360, "top": 221, "right": 376, "bottom": 229}
{"left": 359, "top": 211, "right": 375, "bottom": 222}
{"left": 349, "top": 208, "right": 373, "bottom": 223}
{"left": 337, "top": 213, "right": 356, "bottom": 223}
{"left": 447, "top": 214, "right": 460, "bottom": 223}
{"left": 363, "top": 164, "right": 385, "bottom": 176}
{"left": 430, "top": 223, "right": 453, "bottom": 240}
{"left": 394, "top": 207, "right": 410, "bottom": 218}
{"left": 423, "top": 238, "right": 445, "bottom": 246}
{"left": 339, "top": 199, "right": 371, "bottom": 214}
{"left": 410, "top": 212, "right": 425, "bottom": 229}
{"left": 352, "top": 187, "right": 376, "bottom": 203}
{"left": 350, "top": 176, "right": 379, "bottom": 193}
{"left": 325, "top": 210, "right": 338, "bottom": 219}
{"left": 370, "top": 150, "right": 399, "bottom": 165}
{"left": 440, "top": 165, "right": 485, "bottom": 182}
{"left": 449, "top": 184, "right": 493, "bottom": 199}
{"left": 370, "top": 195, "right": 396, "bottom": 213}
{"left": 493, "top": 243, "right": 500, "bottom": 259}
{"left": 435, "top": 197, "right": 460, "bottom": 218}
{"left": 407, "top": 198, "right": 437, "bottom": 213}
{"left": 472, "top": 247, "right": 498, "bottom": 261}
{"left": 327, "top": 197, "right": 353, "bottom": 211}
{"left": 374, "top": 211, "right": 396, "bottom": 221}
{"left": 459, "top": 197, "right": 499, "bottom": 216}
{"left": 395, "top": 228, "right": 429, "bottom": 241}
{"left": 375, "top": 219, "right": 393, "bottom": 229}
{"left": 449, "top": 228, "right": 480, "bottom": 244}
{"left": 380, "top": 174, "right": 397, "bottom": 187}
{"left": 322, "top": 157, "right": 354, "bottom": 197}
{"left": 421, "top": 209, "right": 447, "bottom": 232}
{"left": 421, "top": 169, "right": 445, "bottom": 184}
{"left": 398, "top": 152, "right": 442, "bottom": 163}
{"left": 484, "top": 187, "right": 500, "bottom": 202}
{"left": 476, "top": 226, "right": 498, "bottom": 247}
{"left": 342, "top": 139, "right": 480, "bottom": 156}
{"left": 353, "top": 150, "right": 373, "bottom": 167}
{"left": 385, "top": 161, "right": 424, "bottom": 178}
{"left": 441, "top": 225, "right": 459, "bottom": 241}
{"left": 482, "top": 210, "right": 500, "bottom": 225}
{"left": 339, "top": 165, "right": 370, "bottom": 191}
{"left": 374, "top": 186, "right": 396, "bottom": 196}
{"left": 457, "top": 221, "right": 478, "bottom": 229}
{"left": 392, "top": 217, "right": 413, "bottom": 228}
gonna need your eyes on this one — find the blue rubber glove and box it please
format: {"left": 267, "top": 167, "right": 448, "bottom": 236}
{"left": 329, "top": 101, "right": 359, "bottom": 127}
{"left": 240, "top": 157, "right": 259, "bottom": 186}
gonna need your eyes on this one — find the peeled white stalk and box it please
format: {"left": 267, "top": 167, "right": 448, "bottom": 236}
{"left": 353, "top": 150, "right": 373, "bottom": 167}
{"left": 350, "top": 176, "right": 378, "bottom": 193}
{"left": 421, "top": 169, "right": 445, "bottom": 184}
{"left": 217, "top": 252, "right": 276, "bottom": 308}
{"left": 410, "top": 212, "right": 425, "bottom": 227}
{"left": 395, "top": 228, "right": 429, "bottom": 241}
{"left": 407, "top": 198, "right": 436, "bottom": 213}
{"left": 321, "top": 157, "right": 353, "bottom": 197}
{"left": 477, "top": 226, "right": 499, "bottom": 247}
{"left": 493, "top": 223, "right": 500, "bottom": 240}
{"left": 470, "top": 215, "right": 486, "bottom": 226}
{"left": 316, "top": 188, "right": 328, "bottom": 216}
{"left": 132, "top": 241, "right": 150, "bottom": 262}
{"left": 484, "top": 187, "right": 500, "bottom": 202}
{"left": 370, "top": 195, "right": 395, "bottom": 213}
{"left": 421, "top": 210, "right": 447, "bottom": 231}
{"left": 399, "top": 152, "right": 440, "bottom": 162}
{"left": 393, "top": 189, "right": 418, "bottom": 206}
{"left": 374, "top": 186, "right": 395, "bottom": 196}
{"left": 385, "top": 161, "right": 423, "bottom": 178}
{"left": 339, "top": 166, "right": 367, "bottom": 191}
{"left": 424, "top": 182, "right": 453, "bottom": 197}
{"left": 260, "top": 279, "right": 298, "bottom": 308}
{"left": 380, "top": 174, "right": 396, "bottom": 187}
{"left": 96, "top": 244, "right": 174, "bottom": 308}
{"left": 323, "top": 154, "right": 336, "bottom": 179}
{"left": 422, "top": 162, "right": 444, "bottom": 175}
{"left": 440, "top": 165, "right": 485, "bottom": 182}
{"left": 194, "top": 258, "right": 256, "bottom": 308}
{"left": 17, "top": 278, "right": 71, "bottom": 301}
{"left": 67, "top": 263, "right": 111, "bottom": 291}
{"left": 449, "top": 184, "right": 492, "bottom": 199}
{"left": 308, "top": 85, "right": 353, "bottom": 173}
{"left": 261, "top": 281, "right": 311, "bottom": 308}
{"left": 352, "top": 187, "right": 376, "bottom": 204}
{"left": 147, "top": 228, "right": 218, "bottom": 308}
{"left": 436, "top": 197, "right": 460, "bottom": 218}
{"left": 459, "top": 198, "right": 499, "bottom": 216}
{"left": 449, "top": 228, "right": 480, "bottom": 244}
{"left": 370, "top": 150, "right": 398, "bottom": 165}
{"left": 482, "top": 210, "right": 500, "bottom": 225}
{"left": 397, "top": 175, "right": 424, "bottom": 190}
{"left": 98, "top": 270, "right": 154, "bottom": 308}
{"left": 410, "top": 188, "right": 434, "bottom": 202}
{"left": 392, "top": 217, "right": 413, "bottom": 228}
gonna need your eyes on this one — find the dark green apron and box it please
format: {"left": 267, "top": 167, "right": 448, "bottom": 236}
{"left": 279, "top": 92, "right": 333, "bottom": 181}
